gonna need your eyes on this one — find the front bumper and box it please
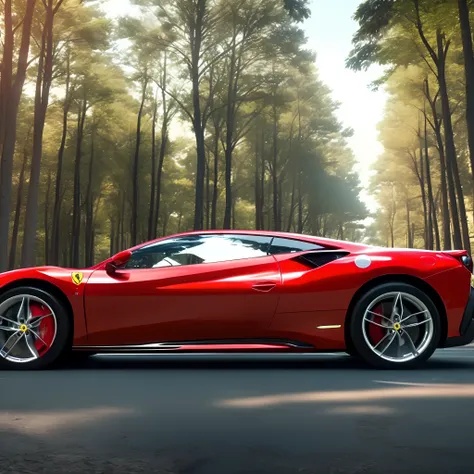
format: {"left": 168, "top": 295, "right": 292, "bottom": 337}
{"left": 444, "top": 288, "right": 474, "bottom": 347}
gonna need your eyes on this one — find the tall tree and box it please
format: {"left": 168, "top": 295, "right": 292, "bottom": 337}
{"left": 457, "top": 0, "right": 474, "bottom": 188}
{"left": 21, "top": 0, "right": 65, "bottom": 267}
{"left": 0, "top": 0, "right": 36, "bottom": 271}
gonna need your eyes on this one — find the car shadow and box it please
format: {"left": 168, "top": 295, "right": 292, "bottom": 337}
{"left": 55, "top": 351, "right": 474, "bottom": 372}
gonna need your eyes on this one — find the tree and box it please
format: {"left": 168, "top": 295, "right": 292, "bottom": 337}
{"left": 348, "top": 0, "right": 471, "bottom": 251}
{"left": 0, "top": 0, "right": 37, "bottom": 272}
{"left": 21, "top": 0, "right": 65, "bottom": 267}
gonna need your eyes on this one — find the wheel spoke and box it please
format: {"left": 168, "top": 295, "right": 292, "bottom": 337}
{"left": 29, "top": 328, "right": 47, "bottom": 347}
{"left": 366, "top": 310, "right": 392, "bottom": 324}
{"left": 396, "top": 332, "right": 404, "bottom": 359}
{"left": 364, "top": 314, "right": 388, "bottom": 328}
{"left": 24, "top": 333, "right": 39, "bottom": 359}
{"left": 400, "top": 310, "right": 428, "bottom": 324}
{"left": 402, "top": 317, "right": 431, "bottom": 329}
{"left": 373, "top": 331, "right": 391, "bottom": 350}
{"left": 401, "top": 329, "right": 418, "bottom": 356}
{"left": 0, "top": 325, "right": 18, "bottom": 333}
{"left": 0, "top": 315, "right": 20, "bottom": 327}
{"left": 0, "top": 331, "right": 24, "bottom": 357}
{"left": 379, "top": 332, "right": 397, "bottom": 355}
{"left": 391, "top": 292, "right": 403, "bottom": 320}
{"left": 29, "top": 313, "right": 54, "bottom": 328}
{"left": 16, "top": 296, "right": 30, "bottom": 323}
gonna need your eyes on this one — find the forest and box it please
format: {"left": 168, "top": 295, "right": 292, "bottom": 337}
{"left": 0, "top": 0, "right": 369, "bottom": 271}
{"left": 7, "top": 0, "right": 474, "bottom": 272}
{"left": 350, "top": 0, "right": 474, "bottom": 253}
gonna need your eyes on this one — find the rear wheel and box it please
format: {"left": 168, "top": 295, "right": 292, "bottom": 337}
{"left": 349, "top": 282, "right": 440, "bottom": 369}
{"left": 0, "top": 287, "right": 71, "bottom": 370}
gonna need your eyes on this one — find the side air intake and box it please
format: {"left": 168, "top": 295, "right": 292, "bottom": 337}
{"left": 292, "top": 250, "right": 350, "bottom": 269}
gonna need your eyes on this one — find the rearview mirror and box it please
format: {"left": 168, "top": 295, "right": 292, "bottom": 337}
{"left": 105, "top": 250, "right": 132, "bottom": 275}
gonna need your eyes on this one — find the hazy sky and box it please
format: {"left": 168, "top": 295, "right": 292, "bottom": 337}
{"left": 102, "top": 0, "right": 386, "bottom": 212}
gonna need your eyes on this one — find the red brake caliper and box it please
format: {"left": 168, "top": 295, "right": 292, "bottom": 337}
{"left": 30, "top": 303, "right": 55, "bottom": 356}
{"left": 368, "top": 304, "right": 386, "bottom": 345}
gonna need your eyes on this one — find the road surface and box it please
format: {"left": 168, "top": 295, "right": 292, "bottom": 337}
{"left": 2, "top": 347, "right": 474, "bottom": 474}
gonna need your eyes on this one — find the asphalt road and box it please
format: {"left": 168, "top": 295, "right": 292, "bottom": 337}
{"left": 2, "top": 348, "right": 474, "bottom": 474}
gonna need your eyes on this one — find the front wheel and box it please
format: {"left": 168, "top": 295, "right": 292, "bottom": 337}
{"left": 0, "top": 287, "right": 71, "bottom": 370}
{"left": 349, "top": 283, "right": 440, "bottom": 369}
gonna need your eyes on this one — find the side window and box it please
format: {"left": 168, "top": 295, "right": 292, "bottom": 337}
{"left": 123, "top": 234, "right": 272, "bottom": 269}
{"left": 269, "top": 237, "right": 324, "bottom": 255}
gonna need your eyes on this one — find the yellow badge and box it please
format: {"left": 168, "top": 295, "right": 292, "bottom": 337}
{"left": 71, "top": 272, "right": 83, "bottom": 285}
{"left": 19, "top": 324, "right": 28, "bottom": 333}
{"left": 393, "top": 322, "right": 401, "bottom": 331}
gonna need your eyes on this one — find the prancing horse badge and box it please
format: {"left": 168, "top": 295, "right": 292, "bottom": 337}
{"left": 71, "top": 272, "right": 83, "bottom": 285}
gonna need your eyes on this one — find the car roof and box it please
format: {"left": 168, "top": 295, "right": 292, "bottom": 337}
{"left": 127, "top": 229, "right": 370, "bottom": 253}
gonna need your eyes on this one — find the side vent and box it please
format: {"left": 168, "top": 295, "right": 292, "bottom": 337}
{"left": 292, "top": 251, "right": 350, "bottom": 269}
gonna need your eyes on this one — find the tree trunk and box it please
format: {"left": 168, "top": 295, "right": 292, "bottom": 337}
{"left": 85, "top": 126, "right": 95, "bottom": 267}
{"left": 9, "top": 143, "right": 29, "bottom": 270}
{"left": 458, "top": 0, "right": 474, "bottom": 187}
{"left": 205, "top": 150, "right": 210, "bottom": 229}
{"left": 260, "top": 135, "right": 266, "bottom": 231}
{"left": 110, "top": 218, "right": 115, "bottom": 256}
{"left": 131, "top": 76, "right": 148, "bottom": 246}
{"left": 71, "top": 97, "right": 87, "bottom": 267}
{"left": 406, "top": 200, "right": 413, "bottom": 248}
{"left": 423, "top": 112, "right": 434, "bottom": 250}
{"left": 154, "top": 56, "right": 169, "bottom": 237}
{"left": 286, "top": 170, "right": 296, "bottom": 232}
{"left": 255, "top": 127, "right": 261, "bottom": 230}
{"left": 223, "top": 37, "right": 238, "bottom": 230}
{"left": 271, "top": 100, "right": 280, "bottom": 231}
{"left": 416, "top": 141, "right": 429, "bottom": 248}
{"left": 21, "top": 0, "right": 57, "bottom": 268}
{"left": 147, "top": 91, "right": 158, "bottom": 241}
{"left": 437, "top": 31, "right": 465, "bottom": 250}
{"left": 425, "top": 79, "right": 451, "bottom": 249}
{"left": 211, "top": 125, "right": 219, "bottom": 229}
{"left": 44, "top": 170, "right": 52, "bottom": 265}
{"left": 191, "top": 1, "right": 206, "bottom": 231}
{"left": 0, "top": 0, "right": 36, "bottom": 272}
{"left": 51, "top": 48, "right": 71, "bottom": 265}
{"left": 119, "top": 192, "right": 125, "bottom": 251}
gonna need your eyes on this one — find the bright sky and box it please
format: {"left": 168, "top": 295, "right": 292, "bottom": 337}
{"left": 102, "top": 0, "right": 386, "bottom": 213}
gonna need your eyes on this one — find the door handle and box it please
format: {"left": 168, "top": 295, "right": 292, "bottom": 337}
{"left": 252, "top": 282, "right": 276, "bottom": 292}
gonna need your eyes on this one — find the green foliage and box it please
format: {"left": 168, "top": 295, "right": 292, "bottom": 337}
{"left": 5, "top": 0, "right": 367, "bottom": 268}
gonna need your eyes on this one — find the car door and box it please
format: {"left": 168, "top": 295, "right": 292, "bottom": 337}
{"left": 84, "top": 234, "right": 281, "bottom": 346}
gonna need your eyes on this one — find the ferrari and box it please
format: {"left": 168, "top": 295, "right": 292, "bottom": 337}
{"left": 0, "top": 230, "right": 473, "bottom": 370}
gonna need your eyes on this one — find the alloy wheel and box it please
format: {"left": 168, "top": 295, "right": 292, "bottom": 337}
{"left": 0, "top": 294, "right": 57, "bottom": 364}
{"left": 362, "top": 291, "right": 434, "bottom": 363}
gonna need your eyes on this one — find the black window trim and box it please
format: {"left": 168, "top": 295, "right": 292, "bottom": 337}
{"left": 267, "top": 235, "right": 326, "bottom": 256}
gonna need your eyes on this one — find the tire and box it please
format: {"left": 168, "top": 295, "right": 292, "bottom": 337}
{"left": 349, "top": 282, "right": 441, "bottom": 369}
{"left": 0, "top": 286, "right": 72, "bottom": 370}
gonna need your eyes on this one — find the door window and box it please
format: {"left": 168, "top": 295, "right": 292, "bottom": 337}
{"left": 269, "top": 237, "right": 324, "bottom": 255}
{"left": 122, "top": 234, "right": 273, "bottom": 269}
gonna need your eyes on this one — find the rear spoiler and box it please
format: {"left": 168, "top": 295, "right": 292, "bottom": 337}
{"left": 442, "top": 250, "right": 473, "bottom": 273}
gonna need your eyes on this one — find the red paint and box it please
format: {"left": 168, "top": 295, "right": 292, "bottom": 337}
{"left": 30, "top": 301, "right": 55, "bottom": 355}
{"left": 0, "top": 230, "right": 471, "bottom": 353}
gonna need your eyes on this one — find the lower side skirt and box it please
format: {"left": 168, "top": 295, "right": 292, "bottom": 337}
{"left": 72, "top": 339, "right": 316, "bottom": 353}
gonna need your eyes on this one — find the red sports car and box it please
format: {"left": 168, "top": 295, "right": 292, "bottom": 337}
{"left": 0, "top": 230, "right": 473, "bottom": 370}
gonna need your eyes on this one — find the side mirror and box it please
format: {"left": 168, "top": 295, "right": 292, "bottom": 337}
{"left": 105, "top": 250, "right": 132, "bottom": 276}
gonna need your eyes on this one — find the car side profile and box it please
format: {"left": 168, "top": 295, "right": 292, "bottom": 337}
{"left": 0, "top": 230, "right": 473, "bottom": 370}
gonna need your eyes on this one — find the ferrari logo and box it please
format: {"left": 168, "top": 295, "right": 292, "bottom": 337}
{"left": 19, "top": 324, "right": 28, "bottom": 333}
{"left": 71, "top": 272, "right": 83, "bottom": 285}
{"left": 393, "top": 322, "right": 401, "bottom": 331}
